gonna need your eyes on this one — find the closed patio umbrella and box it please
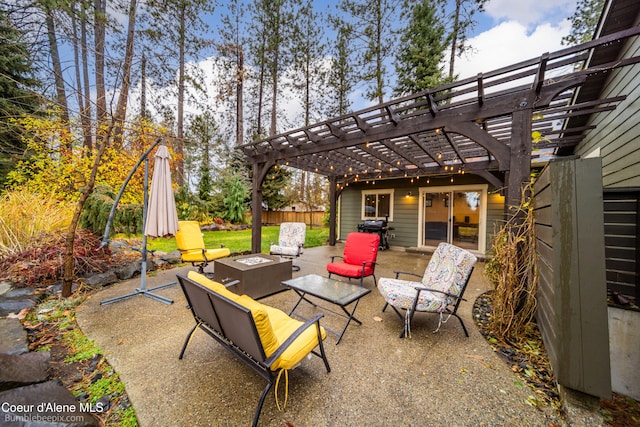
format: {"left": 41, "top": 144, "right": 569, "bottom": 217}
{"left": 100, "top": 141, "right": 177, "bottom": 305}
{"left": 145, "top": 144, "right": 178, "bottom": 238}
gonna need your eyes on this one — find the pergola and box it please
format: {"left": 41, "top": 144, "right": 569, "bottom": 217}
{"left": 240, "top": 25, "right": 640, "bottom": 254}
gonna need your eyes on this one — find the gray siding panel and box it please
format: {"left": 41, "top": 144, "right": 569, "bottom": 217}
{"left": 576, "top": 35, "right": 640, "bottom": 188}
{"left": 534, "top": 158, "right": 612, "bottom": 399}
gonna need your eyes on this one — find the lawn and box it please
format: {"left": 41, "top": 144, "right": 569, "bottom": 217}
{"left": 146, "top": 225, "right": 329, "bottom": 254}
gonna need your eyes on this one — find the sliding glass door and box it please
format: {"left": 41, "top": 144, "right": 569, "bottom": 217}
{"left": 419, "top": 185, "right": 487, "bottom": 253}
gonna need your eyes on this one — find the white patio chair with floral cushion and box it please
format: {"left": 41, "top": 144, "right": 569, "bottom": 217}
{"left": 270, "top": 222, "right": 306, "bottom": 271}
{"left": 377, "top": 242, "right": 477, "bottom": 338}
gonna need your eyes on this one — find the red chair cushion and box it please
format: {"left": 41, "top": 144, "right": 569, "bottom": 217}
{"left": 327, "top": 262, "right": 375, "bottom": 278}
{"left": 326, "top": 232, "right": 380, "bottom": 279}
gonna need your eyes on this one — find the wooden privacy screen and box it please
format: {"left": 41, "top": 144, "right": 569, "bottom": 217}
{"left": 533, "top": 158, "right": 612, "bottom": 399}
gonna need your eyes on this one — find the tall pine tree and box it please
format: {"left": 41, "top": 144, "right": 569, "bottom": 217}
{"left": 562, "top": 0, "right": 605, "bottom": 46}
{"left": 0, "top": 11, "right": 41, "bottom": 187}
{"left": 394, "top": 0, "right": 450, "bottom": 96}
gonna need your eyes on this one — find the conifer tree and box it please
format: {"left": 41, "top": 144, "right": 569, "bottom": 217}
{"left": 395, "top": 0, "right": 450, "bottom": 96}
{"left": 562, "top": 0, "right": 605, "bottom": 46}
{"left": 0, "top": 11, "right": 41, "bottom": 187}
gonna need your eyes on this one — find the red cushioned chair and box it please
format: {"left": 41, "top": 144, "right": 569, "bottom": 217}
{"left": 327, "top": 232, "right": 380, "bottom": 287}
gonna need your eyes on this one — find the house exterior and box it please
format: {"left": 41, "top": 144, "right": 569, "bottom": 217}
{"left": 337, "top": 174, "right": 505, "bottom": 256}
{"left": 334, "top": 1, "right": 640, "bottom": 267}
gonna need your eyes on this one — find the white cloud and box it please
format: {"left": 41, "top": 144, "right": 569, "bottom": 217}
{"left": 483, "top": 0, "right": 577, "bottom": 27}
{"left": 454, "top": 20, "right": 571, "bottom": 80}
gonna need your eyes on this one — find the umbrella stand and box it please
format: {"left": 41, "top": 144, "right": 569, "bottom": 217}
{"left": 100, "top": 139, "right": 175, "bottom": 305}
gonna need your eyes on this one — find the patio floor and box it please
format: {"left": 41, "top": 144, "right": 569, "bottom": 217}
{"left": 76, "top": 244, "right": 596, "bottom": 426}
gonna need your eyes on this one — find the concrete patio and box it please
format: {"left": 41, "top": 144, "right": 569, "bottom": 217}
{"left": 76, "top": 244, "right": 601, "bottom": 426}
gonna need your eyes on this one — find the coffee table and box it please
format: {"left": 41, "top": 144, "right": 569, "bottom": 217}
{"left": 214, "top": 254, "right": 292, "bottom": 299}
{"left": 282, "top": 274, "right": 371, "bottom": 344}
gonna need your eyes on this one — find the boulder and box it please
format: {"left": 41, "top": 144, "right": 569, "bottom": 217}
{"left": 0, "top": 318, "right": 28, "bottom": 355}
{"left": 83, "top": 271, "right": 118, "bottom": 289}
{"left": 113, "top": 261, "right": 142, "bottom": 281}
{"left": 0, "top": 287, "right": 45, "bottom": 317}
{"left": 0, "top": 351, "right": 50, "bottom": 391}
{"left": 159, "top": 250, "right": 182, "bottom": 265}
{"left": 0, "top": 380, "right": 100, "bottom": 426}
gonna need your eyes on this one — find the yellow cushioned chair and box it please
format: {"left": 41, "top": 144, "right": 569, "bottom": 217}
{"left": 177, "top": 272, "right": 331, "bottom": 427}
{"left": 175, "top": 221, "right": 230, "bottom": 274}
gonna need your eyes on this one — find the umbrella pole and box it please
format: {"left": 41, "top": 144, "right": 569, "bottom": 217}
{"left": 101, "top": 155, "right": 175, "bottom": 305}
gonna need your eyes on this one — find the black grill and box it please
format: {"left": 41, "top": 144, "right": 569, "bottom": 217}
{"left": 357, "top": 219, "right": 389, "bottom": 250}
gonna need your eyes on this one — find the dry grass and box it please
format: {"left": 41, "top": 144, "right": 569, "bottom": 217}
{"left": 0, "top": 190, "right": 73, "bottom": 256}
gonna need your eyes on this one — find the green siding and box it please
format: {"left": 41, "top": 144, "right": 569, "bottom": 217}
{"left": 338, "top": 176, "right": 505, "bottom": 253}
{"left": 575, "top": 34, "right": 640, "bottom": 188}
{"left": 486, "top": 192, "right": 506, "bottom": 253}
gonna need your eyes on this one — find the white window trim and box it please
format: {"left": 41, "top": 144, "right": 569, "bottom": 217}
{"left": 361, "top": 189, "right": 395, "bottom": 221}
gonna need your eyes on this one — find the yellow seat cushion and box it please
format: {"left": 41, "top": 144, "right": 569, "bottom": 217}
{"left": 270, "top": 316, "right": 326, "bottom": 371}
{"left": 181, "top": 248, "right": 231, "bottom": 263}
{"left": 187, "top": 271, "right": 239, "bottom": 302}
{"left": 235, "top": 295, "right": 326, "bottom": 371}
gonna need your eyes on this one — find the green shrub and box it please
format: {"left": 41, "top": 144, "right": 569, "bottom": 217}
{"left": 80, "top": 185, "right": 144, "bottom": 236}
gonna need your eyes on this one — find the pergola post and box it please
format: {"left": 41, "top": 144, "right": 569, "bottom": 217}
{"left": 251, "top": 161, "right": 273, "bottom": 254}
{"left": 507, "top": 108, "right": 533, "bottom": 214}
{"left": 329, "top": 176, "right": 337, "bottom": 245}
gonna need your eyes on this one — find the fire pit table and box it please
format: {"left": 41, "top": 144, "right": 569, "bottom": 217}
{"left": 213, "top": 254, "right": 292, "bottom": 299}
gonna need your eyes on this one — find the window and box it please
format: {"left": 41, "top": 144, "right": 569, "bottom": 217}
{"left": 362, "top": 189, "right": 394, "bottom": 220}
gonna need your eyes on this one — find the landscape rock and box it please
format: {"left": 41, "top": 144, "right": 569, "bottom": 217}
{"left": 0, "top": 380, "right": 100, "bottom": 426}
{"left": 0, "top": 287, "right": 45, "bottom": 317}
{"left": 113, "top": 261, "right": 142, "bottom": 280}
{"left": 159, "top": 250, "right": 181, "bottom": 265}
{"left": 0, "top": 300, "right": 36, "bottom": 318}
{"left": 0, "top": 281, "right": 11, "bottom": 295}
{"left": 83, "top": 271, "right": 118, "bottom": 289}
{"left": 0, "top": 351, "right": 50, "bottom": 391}
{"left": 0, "top": 318, "right": 28, "bottom": 355}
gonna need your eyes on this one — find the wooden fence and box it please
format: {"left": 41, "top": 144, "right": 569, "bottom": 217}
{"left": 533, "top": 158, "right": 611, "bottom": 398}
{"left": 246, "top": 211, "right": 326, "bottom": 226}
